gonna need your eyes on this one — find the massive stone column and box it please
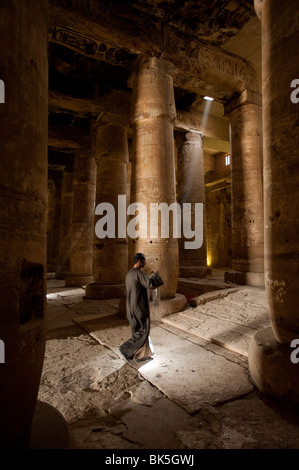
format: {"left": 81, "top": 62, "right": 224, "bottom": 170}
{"left": 248, "top": 0, "right": 299, "bottom": 403}
{"left": 48, "top": 177, "right": 62, "bottom": 272}
{"left": 0, "top": 0, "right": 48, "bottom": 448}
{"left": 128, "top": 54, "right": 186, "bottom": 316}
{"left": 205, "top": 183, "right": 232, "bottom": 268}
{"left": 176, "top": 130, "right": 211, "bottom": 278}
{"left": 46, "top": 179, "right": 55, "bottom": 269}
{"left": 224, "top": 93, "right": 264, "bottom": 287}
{"left": 65, "top": 150, "right": 96, "bottom": 287}
{"left": 55, "top": 170, "right": 73, "bottom": 279}
{"left": 85, "top": 123, "right": 129, "bottom": 299}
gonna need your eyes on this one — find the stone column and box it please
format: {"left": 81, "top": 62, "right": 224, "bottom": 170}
{"left": 65, "top": 151, "right": 96, "bottom": 287}
{"left": 49, "top": 177, "right": 62, "bottom": 272}
{"left": 127, "top": 139, "right": 133, "bottom": 207}
{"left": 85, "top": 123, "right": 129, "bottom": 299}
{"left": 248, "top": 0, "right": 299, "bottom": 404}
{"left": 176, "top": 130, "right": 211, "bottom": 278}
{"left": 127, "top": 159, "right": 132, "bottom": 207}
{"left": 224, "top": 93, "right": 264, "bottom": 287}
{"left": 55, "top": 170, "right": 73, "bottom": 279}
{"left": 0, "top": 0, "right": 48, "bottom": 448}
{"left": 128, "top": 54, "right": 186, "bottom": 316}
{"left": 46, "top": 179, "right": 55, "bottom": 269}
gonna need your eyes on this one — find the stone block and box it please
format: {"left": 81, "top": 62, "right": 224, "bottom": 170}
{"left": 179, "top": 266, "right": 212, "bottom": 278}
{"left": 225, "top": 270, "right": 264, "bottom": 287}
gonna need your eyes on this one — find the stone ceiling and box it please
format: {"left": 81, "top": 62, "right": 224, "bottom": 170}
{"left": 105, "top": 0, "right": 255, "bottom": 45}
{"left": 48, "top": 0, "right": 261, "bottom": 168}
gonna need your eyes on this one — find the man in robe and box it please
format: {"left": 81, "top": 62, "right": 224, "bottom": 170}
{"left": 119, "top": 253, "right": 163, "bottom": 362}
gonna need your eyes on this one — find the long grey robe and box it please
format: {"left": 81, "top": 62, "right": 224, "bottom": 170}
{"left": 119, "top": 268, "right": 161, "bottom": 361}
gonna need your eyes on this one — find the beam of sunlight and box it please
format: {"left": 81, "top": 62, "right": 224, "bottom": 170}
{"left": 200, "top": 97, "right": 213, "bottom": 135}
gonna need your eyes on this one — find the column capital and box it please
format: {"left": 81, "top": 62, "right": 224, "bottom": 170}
{"left": 128, "top": 52, "right": 177, "bottom": 88}
{"left": 129, "top": 52, "right": 177, "bottom": 124}
{"left": 224, "top": 88, "right": 262, "bottom": 116}
{"left": 175, "top": 129, "right": 203, "bottom": 148}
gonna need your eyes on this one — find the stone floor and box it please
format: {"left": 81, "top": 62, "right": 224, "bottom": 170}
{"left": 30, "top": 271, "right": 299, "bottom": 450}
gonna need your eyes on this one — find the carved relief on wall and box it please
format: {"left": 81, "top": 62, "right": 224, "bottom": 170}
{"left": 164, "top": 28, "right": 257, "bottom": 90}
{"left": 51, "top": 26, "right": 137, "bottom": 65}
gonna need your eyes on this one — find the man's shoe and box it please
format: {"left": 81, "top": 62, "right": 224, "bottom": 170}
{"left": 135, "top": 356, "right": 153, "bottom": 363}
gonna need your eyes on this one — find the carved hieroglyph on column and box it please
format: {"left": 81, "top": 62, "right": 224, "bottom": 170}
{"left": 248, "top": 0, "right": 299, "bottom": 404}
{"left": 0, "top": 0, "right": 48, "bottom": 448}
{"left": 224, "top": 94, "right": 264, "bottom": 287}
{"left": 129, "top": 55, "right": 180, "bottom": 301}
{"left": 176, "top": 131, "right": 210, "bottom": 278}
{"left": 65, "top": 151, "right": 96, "bottom": 287}
{"left": 85, "top": 123, "right": 129, "bottom": 299}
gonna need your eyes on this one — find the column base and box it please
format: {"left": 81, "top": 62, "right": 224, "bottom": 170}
{"left": 27, "top": 400, "right": 75, "bottom": 449}
{"left": 179, "top": 266, "right": 212, "bottom": 278}
{"left": 55, "top": 270, "right": 71, "bottom": 280}
{"left": 151, "top": 293, "right": 187, "bottom": 321}
{"left": 118, "top": 293, "right": 187, "bottom": 322}
{"left": 225, "top": 270, "right": 264, "bottom": 287}
{"left": 65, "top": 274, "right": 93, "bottom": 287}
{"left": 248, "top": 328, "right": 299, "bottom": 405}
{"left": 85, "top": 282, "right": 126, "bottom": 300}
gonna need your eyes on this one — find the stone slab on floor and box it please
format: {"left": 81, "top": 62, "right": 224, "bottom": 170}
{"left": 162, "top": 311, "right": 254, "bottom": 356}
{"left": 134, "top": 326, "right": 253, "bottom": 414}
{"left": 160, "top": 323, "right": 249, "bottom": 370}
{"left": 195, "top": 286, "right": 269, "bottom": 328}
{"left": 38, "top": 333, "right": 126, "bottom": 424}
{"left": 163, "top": 286, "right": 270, "bottom": 357}
{"left": 74, "top": 314, "right": 131, "bottom": 350}
{"left": 108, "top": 396, "right": 196, "bottom": 449}
{"left": 75, "top": 315, "right": 253, "bottom": 414}
{"left": 69, "top": 377, "right": 198, "bottom": 450}
{"left": 175, "top": 392, "right": 299, "bottom": 449}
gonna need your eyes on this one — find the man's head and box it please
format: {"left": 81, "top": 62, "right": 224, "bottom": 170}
{"left": 133, "top": 253, "right": 146, "bottom": 268}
